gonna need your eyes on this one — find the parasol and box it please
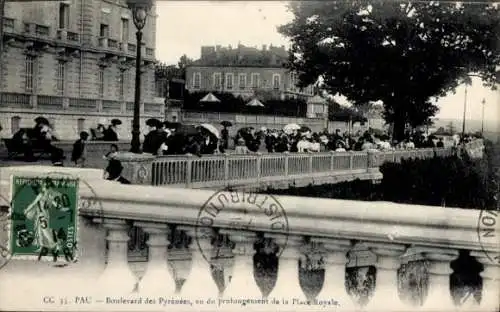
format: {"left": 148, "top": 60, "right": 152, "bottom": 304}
{"left": 98, "top": 118, "right": 108, "bottom": 126}
{"left": 246, "top": 98, "right": 265, "bottom": 107}
{"left": 34, "top": 116, "right": 49, "bottom": 125}
{"left": 111, "top": 119, "right": 122, "bottom": 126}
{"left": 198, "top": 123, "right": 220, "bottom": 139}
{"left": 221, "top": 121, "right": 233, "bottom": 127}
{"left": 199, "top": 92, "right": 221, "bottom": 103}
{"left": 283, "top": 123, "right": 301, "bottom": 133}
{"left": 300, "top": 126, "right": 311, "bottom": 133}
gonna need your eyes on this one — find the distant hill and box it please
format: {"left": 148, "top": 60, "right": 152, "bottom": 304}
{"left": 431, "top": 118, "right": 499, "bottom": 139}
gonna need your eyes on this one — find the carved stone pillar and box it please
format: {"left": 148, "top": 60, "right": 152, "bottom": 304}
{"left": 179, "top": 226, "right": 219, "bottom": 299}
{"left": 471, "top": 252, "right": 500, "bottom": 311}
{"left": 98, "top": 219, "right": 137, "bottom": 294}
{"left": 221, "top": 230, "right": 261, "bottom": 299}
{"left": 135, "top": 222, "right": 175, "bottom": 296}
{"left": 367, "top": 243, "right": 406, "bottom": 310}
{"left": 313, "top": 238, "right": 353, "bottom": 310}
{"left": 268, "top": 234, "right": 306, "bottom": 300}
{"left": 422, "top": 248, "right": 458, "bottom": 310}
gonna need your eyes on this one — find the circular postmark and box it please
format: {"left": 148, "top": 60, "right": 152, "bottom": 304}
{"left": 195, "top": 190, "right": 289, "bottom": 265}
{"left": 477, "top": 206, "right": 500, "bottom": 264}
{"left": 0, "top": 171, "right": 104, "bottom": 270}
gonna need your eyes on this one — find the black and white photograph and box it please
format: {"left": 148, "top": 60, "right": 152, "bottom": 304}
{"left": 0, "top": 0, "right": 498, "bottom": 311}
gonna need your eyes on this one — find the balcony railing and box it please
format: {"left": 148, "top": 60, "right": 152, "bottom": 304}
{"left": 0, "top": 92, "right": 31, "bottom": 108}
{"left": 128, "top": 43, "right": 136, "bottom": 54}
{"left": 36, "top": 95, "right": 63, "bottom": 109}
{"left": 35, "top": 24, "right": 50, "bottom": 37}
{"left": 0, "top": 165, "right": 497, "bottom": 311}
{"left": 3, "top": 18, "right": 15, "bottom": 33}
{"left": 67, "top": 31, "right": 79, "bottom": 42}
{"left": 108, "top": 39, "right": 119, "bottom": 50}
{"left": 146, "top": 47, "right": 154, "bottom": 57}
{"left": 146, "top": 148, "right": 454, "bottom": 188}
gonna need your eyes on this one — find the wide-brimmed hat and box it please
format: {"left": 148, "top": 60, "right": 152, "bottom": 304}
{"left": 111, "top": 119, "right": 122, "bottom": 126}
{"left": 146, "top": 118, "right": 162, "bottom": 128}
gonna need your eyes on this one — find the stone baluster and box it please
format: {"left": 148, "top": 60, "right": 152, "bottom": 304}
{"left": 97, "top": 218, "right": 137, "bottom": 294}
{"left": 421, "top": 248, "right": 459, "bottom": 310}
{"left": 268, "top": 234, "right": 306, "bottom": 301}
{"left": 312, "top": 238, "right": 353, "bottom": 311}
{"left": 221, "top": 230, "right": 262, "bottom": 299}
{"left": 135, "top": 222, "right": 175, "bottom": 296}
{"left": 471, "top": 252, "right": 500, "bottom": 311}
{"left": 367, "top": 243, "right": 406, "bottom": 310}
{"left": 179, "top": 226, "right": 220, "bottom": 300}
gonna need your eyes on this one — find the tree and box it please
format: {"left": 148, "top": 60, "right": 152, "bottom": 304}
{"left": 278, "top": 1, "right": 499, "bottom": 141}
{"left": 446, "top": 121, "right": 456, "bottom": 135}
{"left": 177, "top": 54, "right": 194, "bottom": 79}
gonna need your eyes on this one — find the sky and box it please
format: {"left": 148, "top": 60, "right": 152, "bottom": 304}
{"left": 155, "top": 1, "right": 499, "bottom": 129}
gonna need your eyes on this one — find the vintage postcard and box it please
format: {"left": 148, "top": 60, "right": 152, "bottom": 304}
{"left": 0, "top": 0, "right": 499, "bottom": 311}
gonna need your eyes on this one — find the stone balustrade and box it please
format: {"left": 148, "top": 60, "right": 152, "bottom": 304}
{"left": 0, "top": 166, "right": 498, "bottom": 311}
{"left": 118, "top": 147, "right": 455, "bottom": 189}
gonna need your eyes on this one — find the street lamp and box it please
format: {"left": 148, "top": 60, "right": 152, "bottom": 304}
{"left": 481, "top": 98, "right": 486, "bottom": 135}
{"left": 128, "top": 0, "right": 152, "bottom": 154}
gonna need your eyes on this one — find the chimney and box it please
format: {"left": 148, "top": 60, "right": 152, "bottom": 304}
{"left": 262, "top": 44, "right": 267, "bottom": 51}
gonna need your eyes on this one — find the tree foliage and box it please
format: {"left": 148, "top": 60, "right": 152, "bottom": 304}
{"left": 279, "top": 1, "right": 500, "bottom": 140}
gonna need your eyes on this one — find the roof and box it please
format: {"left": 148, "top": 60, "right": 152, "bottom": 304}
{"left": 193, "top": 45, "right": 289, "bottom": 67}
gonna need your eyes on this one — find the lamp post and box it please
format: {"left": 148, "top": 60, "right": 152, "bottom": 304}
{"left": 481, "top": 98, "right": 486, "bottom": 135}
{"left": 128, "top": 0, "right": 152, "bottom": 153}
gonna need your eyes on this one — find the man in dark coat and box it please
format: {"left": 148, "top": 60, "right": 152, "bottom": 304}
{"left": 142, "top": 119, "right": 166, "bottom": 155}
{"left": 105, "top": 159, "right": 131, "bottom": 184}
{"left": 71, "top": 131, "right": 89, "bottom": 167}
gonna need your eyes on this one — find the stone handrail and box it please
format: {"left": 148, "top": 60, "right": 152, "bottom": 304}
{"left": 0, "top": 166, "right": 498, "bottom": 311}
{"left": 140, "top": 147, "right": 454, "bottom": 189}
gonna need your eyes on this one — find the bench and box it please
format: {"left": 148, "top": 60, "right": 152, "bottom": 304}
{"left": 2, "top": 138, "right": 54, "bottom": 160}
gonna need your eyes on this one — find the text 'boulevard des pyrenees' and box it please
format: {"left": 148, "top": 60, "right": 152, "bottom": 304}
{"left": 0, "top": 1, "right": 498, "bottom": 312}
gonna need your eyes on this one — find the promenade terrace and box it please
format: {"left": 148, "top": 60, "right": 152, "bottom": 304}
{"left": 0, "top": 152, "right": 498, "bottom": 311}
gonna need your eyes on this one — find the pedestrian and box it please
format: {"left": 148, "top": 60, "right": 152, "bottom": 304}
{"left": 103, "top": 119, "right": 121, "bottom": 141}
{"left": 71, "top": 131, "right": 89, "bottom": 167}
{"left": 103, "top": 143, "right": 119, "bottom": 160}
{"left": 142, "top": 118, "right": 165, "bottom": 155}
{"left": 104, "top": 159, "right": 130, "bottom": 184}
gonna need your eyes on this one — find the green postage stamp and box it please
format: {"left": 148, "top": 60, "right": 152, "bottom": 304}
{"left": 9, "top": 175, "right": 79, "bottom": 262}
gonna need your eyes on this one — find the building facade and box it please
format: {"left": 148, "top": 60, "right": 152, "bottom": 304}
{"left": 184, "top": 45, "right": 326, "bottom": 117}
{"left": 0, "top": 0, "right": 163, "bottom": 140}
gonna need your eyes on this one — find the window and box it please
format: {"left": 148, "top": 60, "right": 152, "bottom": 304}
{"left": 290, "top": 72, "right": 297, "bottom": 91}
{"left": 77, "top": 118, "right": 85, "bottom": 133}
{"left": 98, "top": 67, "right": 104, "bottom": 98}
{"left": 193, "top": 72, "right": 201, "bottom": 89}
{"left": 251, "top": 73, "right": 260, "bottom": 88}
{"left": 100, "top": 24, "right": 109, "bottom": 38}
{"left": 213, "top": 72, "right": 221, "bottom": 89}
{"left": 272, "top": 74, "right": 281, "bottom": 90}
{"left": 225, "top": 73, "right": 233, "bottom": 90}
{"left": 25, "top": 55, "right": 35, "bottom": 92}
{"left": 238, "top": 73, "right": 247, "bottom": 90}
{"left": 56, "top": 61, "right": 65, "bottom": 95}
{"left": 118, "top": 71, "right": 125, "bottom": 99}
{"left": 11, "top": 116, "right": 20, "bottom": 134}
{"left": 121, "top": 18, "right": 129, "bottom": 43}
{"left": 59, "top": 3, "right": 69, "bottom": 29}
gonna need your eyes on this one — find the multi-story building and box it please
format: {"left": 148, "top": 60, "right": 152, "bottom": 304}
{"left": 0, "top": 0, "right": 163, "bottom": 140}
{"left": 185, "top": 44, "right": 328, "bottom": 119}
